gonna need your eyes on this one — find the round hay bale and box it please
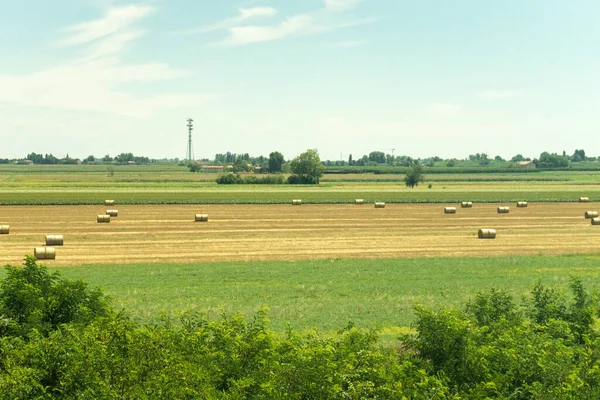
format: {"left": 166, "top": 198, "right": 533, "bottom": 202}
{"left": 478, "top": 229, "right": 497, "bottom": 239}
{"left": 461, "top": 202, "right": 473, "bottom": 208}
{"left": 355, "top": 199, "right": 365, "bottom": 205}
{"left": 591, "top": 217, "right": 600, "bottom": 226}
{"left": 195, "top": 214, "right": 209, "bottom": 222}
{"left": 292, "top": 199, "right": 302, "bottom": 205}
{"left": 584, "top": 211, "right": 598, "bottom": 219}
{"left": 497, "top": 206, "right": 510, "bottom": 214}
{"left": 34, "top": 247, "right": 56, "bottom": 260}
{"left": 374, "top": 202, "right": 386, "bottom": 208}
{"left": 97, "top": 215, "right": 111, "bottom": 223}
{"left": 0, "top": 225, "right": 9, "bottom": 234}
{"left": 45, "top": 235, "right": 64, "bottom": 246}
{"left": 106, "top": 209, "right": 118, "bottom": 217}
{"left": 579, "top": 197, "right": 590, "bottom": 203}
{"left": 104, "top": 200, "right": 115, "bottom": 206}
{"left": 444, "top": 207, "right": 457, "bottom": 214}
{"left": 517, "top": 202, "right": 528, "bottom": 208}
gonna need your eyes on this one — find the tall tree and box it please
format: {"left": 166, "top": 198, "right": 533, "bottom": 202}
{"left": 404, "top": 163, "right": 424, "bottom": 188}
{"left": 268, "top": 151, "right": 285, "bottom": 173}
{"left": 288, "top": 149, "right": 325, "bottom": 184}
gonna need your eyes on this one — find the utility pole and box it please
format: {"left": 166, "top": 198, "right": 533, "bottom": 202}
{"left": 186, "top": 118, "right": 194, "bottom": 161}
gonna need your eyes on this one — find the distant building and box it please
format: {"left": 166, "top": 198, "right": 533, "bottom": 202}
{"left": 518, "top": 161, "right": 536, "bottom": 169}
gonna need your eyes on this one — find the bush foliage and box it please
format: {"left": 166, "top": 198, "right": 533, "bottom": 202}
{"left": 1, "top": 258, "right": 600, "bottom": 398}
{"left": 216, "top": 173, "right": 286, "bottom": 185}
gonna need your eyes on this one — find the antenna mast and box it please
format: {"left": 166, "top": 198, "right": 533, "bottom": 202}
{"left": 186, "top": 118, "right": 194, "bottom": 161}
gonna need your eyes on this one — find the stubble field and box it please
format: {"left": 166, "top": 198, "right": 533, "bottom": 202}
{"left": 1, "top": 202, "right": 599, "bottom": 267}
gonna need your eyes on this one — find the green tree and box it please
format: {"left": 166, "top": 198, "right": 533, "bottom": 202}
{"left": 0, "top": 256, "right": 110, "bottom": 338}
{"left": 368, "top": 151, "right": 386, "bottom": 164}
{"left": 188, "top": 162, "right": 201, "bottom": 173}
{"left": 404, "top": 163, "right": 424, "bottom": 188}
{"left": 232, "top": 159, "right": 251, "bottom": 173}
{"left": 288, "top": 149, "right": 325, "bottom": 184}
{"left": 268, "top": 151, "right": 285, "bottom": 173}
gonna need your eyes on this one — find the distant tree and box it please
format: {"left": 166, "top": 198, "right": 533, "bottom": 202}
{"left": 348, "top": 154, "right": 353, "bottom": 165}
{"left": 536, "top": 152, "right": 569, "bottom": 168}
{"left": 268, "top": 152, "right": 285, "bottom": 173}
{"left": 115, "top": 153, "right": 134, "bottom": 164}
{"left": 288, "top": 149, "right": 325, "bottom": 184}
{"left": 368, "top": 151, "right": 386, "bottom": 164}
{"left": 188, "top": 162, "right": 201, "bottom": 173}
{"left": 446, "top": 159, "right": 457, "bottom": 167}
{"left": 572, "top": 149, "right": 586, "bottom": 162}
{"left": 404, "top": 163, "right": 425, "bottom": 188}
{"left": 103, "top": 155, "right": 113, "bottom": 163}
{"left": 511, "top": 154, "right": 525, "bottom": 162}
{"left": 494, "top": 155, "right": 505, "bottom": 162}
{"left": 232, "top": 159, "right": 251, "bottom": 173}
{"left": 84, "top": 155, "right": 95, "bottom": 164}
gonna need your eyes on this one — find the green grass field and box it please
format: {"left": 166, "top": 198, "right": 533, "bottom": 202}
{"left": 5, "top": 254, "right": 593, "bottom": 336}
{"left": 1, "top": 164, "right": 599, "bottom": 204}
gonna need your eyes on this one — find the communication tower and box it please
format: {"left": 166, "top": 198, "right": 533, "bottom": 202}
{"left": 186, "top": 118, "right": 194, "bottom": 161}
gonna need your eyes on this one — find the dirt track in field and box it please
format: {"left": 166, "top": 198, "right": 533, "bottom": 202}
{"left": 1, "top": 203, "right": 599, "bottom": 266}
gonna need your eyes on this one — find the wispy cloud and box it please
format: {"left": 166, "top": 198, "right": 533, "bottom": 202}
{"left": 476, "top": 90, "right": 522, "bottom": 100}
{"left": 0, "top": 4, "right": 218, "bottom": 118}
{"left": 58, "top": 4, "right": 155, "bottom": 46}
{"left": 430, "top": 103, "right": 460, "bottom": 117}
{"left": 184, "top": 1, "right": 372, "bottom": 46}
{"left": 323, "top": 0, "right": 361, "bottom": 11}
{"left": 175, "top": 7, "right": 278, "bottom": 35}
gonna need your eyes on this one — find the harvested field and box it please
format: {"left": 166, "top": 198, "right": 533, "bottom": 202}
{"left": 1, "top": 203, "right": 599, "bottom": 266}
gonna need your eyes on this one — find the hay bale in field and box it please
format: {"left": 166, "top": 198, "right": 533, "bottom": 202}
{"left": 45, "top": 235, "right": 64, "bottom": 246}
{"left": 591, "top": 217, "right": 600, "bottom": 226}
{"left": 584, "top": 211, "right": 598, "bottom": 219}
{"left": 375, "top": 202, "right": 386, "bottom": 208}
{"left": 34, "top": 247, "right": 56, "bottom": 260}
{"left": 444, "top": 207, "right": 457, "bottom": 214}
{"left": 517, "top": 202, "right": 528, "bottom": 208}
{"left": 104, "top": 200, "right": 115, "bottom": 206}
{"left": 97, "top": 215, "right": 111, "bottom": 223}
{"left": 478, "top": 229, "right": 497, "bottom": 239}
{"left": 355, "top": 199, "right": 365, "bottom": 205}
{"left": 195, "top": 214, "right": 209, "bottom": 222}
{"left": 0, "top": 225, "right": 9, "bottom": 234}
{"left": 497, "top": 206, "right": 510, "bottom": 214}
{"left": 461, "top": 202, "right": 473, "bottom": 208}
{"left": 292, "top": 199, "right": 302, "bottom": 205}
{"left": 579, "top": 197, "right": 590, "bottom": 203}
{"left": 106, "top": 209, "right": 118, "bottom": 217}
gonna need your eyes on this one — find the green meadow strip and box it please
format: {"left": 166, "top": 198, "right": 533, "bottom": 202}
{"left": 16, "top": 254, "right": 599, "bottom": 333}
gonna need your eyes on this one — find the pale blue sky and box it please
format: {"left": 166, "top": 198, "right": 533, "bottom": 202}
{"left": 1, "top": 0, "right": 598, "bottom": 160}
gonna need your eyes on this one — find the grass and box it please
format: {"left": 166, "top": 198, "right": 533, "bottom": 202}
{"left": 1, "top": 165, "right": 599, "bottom": 204}
{"left": 6, "top": 254, "right": 595, "bottom": 335}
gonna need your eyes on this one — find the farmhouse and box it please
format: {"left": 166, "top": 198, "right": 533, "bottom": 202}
{"left": 518, "top": 161, "right": 536, "bottom": 169}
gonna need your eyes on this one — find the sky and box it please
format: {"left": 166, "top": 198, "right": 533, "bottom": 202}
{"left": 0, "top": 0, "right": 598, "bottom": 161}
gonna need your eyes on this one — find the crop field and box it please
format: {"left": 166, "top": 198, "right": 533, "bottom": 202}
{"left": 1, "top": 164, "right": 600, "bottom": 204}
{"left": 1, "top": 202, "right": 599, "bottom": 267}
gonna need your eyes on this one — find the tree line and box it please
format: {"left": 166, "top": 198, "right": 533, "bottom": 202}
{"left": 1, "top": 257, "right": 600, "bottom": 398}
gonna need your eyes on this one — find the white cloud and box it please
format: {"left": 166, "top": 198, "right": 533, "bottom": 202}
{"left": 323, "top": 0, "right": 360, "bottom": 11}
{"left": 430, "top": 103, "right": 460, "bottom": 117}
{"left": 176, "top": 7, "right": 278, "bottom": 35}
{"left": 223, "top": 15, "right": 315, "bottom": 45}
{"left": 58, "top": 4, "right": 155, "bottom": 46}
{"left": 0, "top": 4, "right": 217, "bottom": 118}
{"left": 476, "top": 90, "right": 522, "bottom": 100}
